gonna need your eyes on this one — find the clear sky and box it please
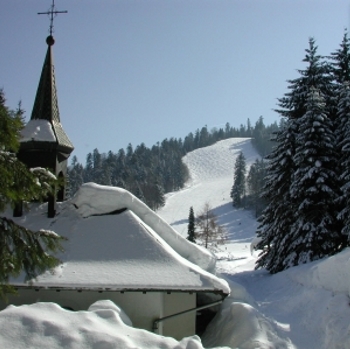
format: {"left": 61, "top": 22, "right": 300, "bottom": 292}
{"left": 1, "top": 0, "right": 350, "bottom": 163}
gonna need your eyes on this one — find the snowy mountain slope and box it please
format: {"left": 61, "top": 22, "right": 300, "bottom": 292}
{"left": 157, "top": 138, "right": 260, "bottom": 242}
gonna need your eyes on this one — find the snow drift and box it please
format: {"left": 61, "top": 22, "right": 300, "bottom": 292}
{"left": 0, "top": 300, "right": 211, "bottom": 349}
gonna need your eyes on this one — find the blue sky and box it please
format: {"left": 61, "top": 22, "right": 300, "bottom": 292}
{"left": 1, "top": 0, "right": 350, "bottom": 163}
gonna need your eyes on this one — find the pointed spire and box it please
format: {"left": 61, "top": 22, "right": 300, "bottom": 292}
{"left": 28, "top": 35, "right": 74, "bottom": 154}
{"left": 31, "top": 36, "right": 59, "bottom": 123}
{"left": 14, "top": 2, "right": 73, "bottom": 218}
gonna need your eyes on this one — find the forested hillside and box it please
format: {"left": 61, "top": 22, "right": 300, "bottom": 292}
{"left": 68, "top": 119, "right": 277, "bottom": 210}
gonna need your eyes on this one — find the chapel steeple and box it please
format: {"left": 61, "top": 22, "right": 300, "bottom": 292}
{"left": 15, "top": 1, "right": 74, "bottom": 218}
{"left": 28, "top": 34, "right": 74, "bottom": 155}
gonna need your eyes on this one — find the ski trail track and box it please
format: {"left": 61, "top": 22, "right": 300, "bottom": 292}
{"left": 157, "top": 138, "right": 260, "bottom": 242}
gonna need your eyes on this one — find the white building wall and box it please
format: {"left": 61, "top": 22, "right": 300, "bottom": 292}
{"left": 162, "top": 292, "right": 196, "bottom": 339}
{"left": 0, "top": 289, "right": 196, "bottom": 339}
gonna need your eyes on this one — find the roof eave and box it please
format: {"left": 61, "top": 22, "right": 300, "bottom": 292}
{"left": 12, "top": 284, "right": 229, "bottom": 296}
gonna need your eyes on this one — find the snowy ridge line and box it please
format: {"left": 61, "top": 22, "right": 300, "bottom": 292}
{"left": 72, "top": 182, "right": 217, "bottom": 273}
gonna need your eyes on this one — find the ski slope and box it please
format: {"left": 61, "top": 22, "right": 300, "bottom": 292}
{"left": 157, "top": 137, "right": 259, "bottom": 241}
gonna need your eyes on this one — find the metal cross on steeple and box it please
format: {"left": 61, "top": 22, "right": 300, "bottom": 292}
{"left": 38, "top": 0, "right": 67, "bottom": 36}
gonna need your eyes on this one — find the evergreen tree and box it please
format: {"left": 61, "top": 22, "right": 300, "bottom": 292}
{"left": 187, "top": 206, "right": 196, "bottom": 243}
{"left": 199, "top": 126, "right": 210, "bottom": 148}
{"left": 92, "top": 148, "right": 105, "bottom": 184}
{"left": 246, "top": 118, "right": 253, "bottom": 137}
{"left": 0, "top": 90, "right": 64, "bottom": 297}
{"left": 151, "top": 182, "right": 165, "bottom": 210}
{"left": 336, "top": 83, "right": 350, "bottom": 243}
{"left": 330, "top": 32, "right": 350, "bottom": 214}
{"left": 255, "top": 120, "right": 298, "bottom": 272}
{"left": 256, "top": 39, "right": 337, "bottom": 273}
{"left": 329, "top": 30, "right": 350, "bottom": 85}
{"left": 224, "top": 122, "right": 232, "bottom": 137}
{"left": 251, "top": 116, "right": 266, "bottom": 154}
{"left": 230, "top": 152, "right": 246, "bottom": 207}
{"left": 246, "top": 158, "right": 267, "bottom": 217}
{"left": 67, "top": 155, "right": 84, "bottom": 197}
{"left": 239, "top": 123, "right": 246, "bottom": 135}
{"left": 193, "top": 129, "right": 200, "bottom": 149}
{"left": 251, "top": 116, "right": 278, "bottom": 157}
{"left": 84, "top": 152, "right": 93, "bottom": 182}
{"left": 276, "top": 38, "right": 334, "bottom": 121}
{"left": 286, "top": 88, "right": 341, "bottom": 267}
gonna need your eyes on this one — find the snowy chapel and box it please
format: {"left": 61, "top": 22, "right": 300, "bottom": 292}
{"left": 2, "top": 6, "right": 230, "bottom": 341}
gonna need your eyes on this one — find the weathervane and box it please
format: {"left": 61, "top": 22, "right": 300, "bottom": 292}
{"left": 38, "top": 0, "right": 67, "bottom": 36}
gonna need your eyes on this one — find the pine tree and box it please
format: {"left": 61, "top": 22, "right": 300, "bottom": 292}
{"left": 330, "top": 32, "right": 350, "bottom": 239}
{"left": 152, "top": 182, "right": 165, "bottom": 210}
{"left": 187, "top": 206, "right": 196, "bottom": 243}
{"left": 199, "top": 126, "right": 210, "bottom": 148}
{"left": 336, "top": 82, "right": 350, "bottom": 243}
{"left": 230, "top": 152, "right": 246, "bottom": 207}
{"left": 329, "top": 30, "right": 350, "bottom": 85}
{"left": 255, "top": 120, "right": 298, "bottom": 272}
{"left": 0, "top": 90, "right": 64, "bottom": 298}
{"left": 276, "top": 38, "right": 335, "bottom": 121}
{"left": 246, "top": 158, "right": 267, "bottom": 217}
{"left": 251, "top": 116, "right": 268, "bottom": 156}
{"left": 67, "top": 155, "right": 84, "bottom": 197}
{"left": 256, "top": 39, "right": 337, "bottom": 273}
{"left": 84, "top": 152, "right": 93, "bottom": 182}
{"left": 287, "top": 88, "right": 341, "bottom": 267}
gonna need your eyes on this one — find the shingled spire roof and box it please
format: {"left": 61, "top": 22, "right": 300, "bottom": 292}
{"left": 14, "top": 3, "right": 73, "bottom": 218}
{"left": 21, "top": 35, "right": 74, "bottom": 154}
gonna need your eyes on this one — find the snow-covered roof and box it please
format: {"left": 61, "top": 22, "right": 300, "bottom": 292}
{"left": 20, "top": 119, "right": 56, "bottom": 142}
{"left": 73, "top": 183, "right": 216, "bottom": 272}
{"left": 11, "top": 183, "right": 229, "bottom": 294}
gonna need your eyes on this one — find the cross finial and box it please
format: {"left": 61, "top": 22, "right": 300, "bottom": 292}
{"left": 38, "top": 0, "right": 67, "bottom": 36}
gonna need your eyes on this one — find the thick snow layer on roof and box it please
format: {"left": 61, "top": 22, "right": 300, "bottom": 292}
{"left": 10, "top": 194, "right": 228, "bottom": 293}
{"left": 72, "top": 182, "right": 216, "bottom": 273}
{"left": 20, "top": 119, "right": 56, "bottom": 142}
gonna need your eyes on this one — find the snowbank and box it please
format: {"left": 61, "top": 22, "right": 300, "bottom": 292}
{"left": 216, "top": 248, "right": 350, "bottom": 349}
{"left": 287, "top": 247, "right": 350, "bottom": 296}
{"left": 0, "top": 300, "right": 216, "bottom": 349}
{"left": 202, "top": 301, "right": 293, "bottom": 349}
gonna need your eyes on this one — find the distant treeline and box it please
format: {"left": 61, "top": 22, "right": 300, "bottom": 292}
{"left": 68, "top": 118, "right": 279, "bottom": 210}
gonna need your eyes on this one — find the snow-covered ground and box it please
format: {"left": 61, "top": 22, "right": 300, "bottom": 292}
{"left": 1, "top": 138, "right": 350, "bottom": 348}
